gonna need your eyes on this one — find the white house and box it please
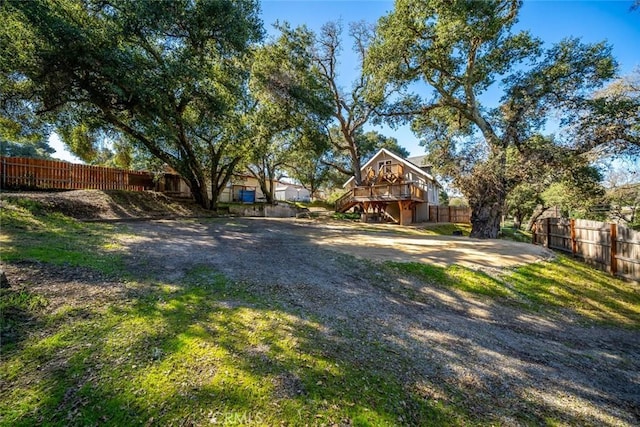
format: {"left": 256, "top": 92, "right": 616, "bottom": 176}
{"left": 336, "top": 148, "right": 441, "bottom": 225}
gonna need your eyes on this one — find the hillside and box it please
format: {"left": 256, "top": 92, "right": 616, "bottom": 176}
{"left": 0, "top": 190, "right": 209, "bottom": 221}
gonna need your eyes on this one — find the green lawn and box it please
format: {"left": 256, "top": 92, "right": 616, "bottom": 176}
{"left": 386, "top": 255, "right": 640, "bottom": 328}
{"left": 1, "top": 198, "right": 638, "bottom": 425}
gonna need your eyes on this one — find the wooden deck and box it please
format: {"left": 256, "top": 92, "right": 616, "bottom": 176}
{"left": 335, "top": 183, "right": 425, "bottom": 213}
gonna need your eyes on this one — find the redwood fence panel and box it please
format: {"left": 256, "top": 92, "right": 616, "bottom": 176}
{"left": 615, "top": 225, "right": 640, "bottom": 280}
{"left": 1, "top": 156, "right": 155, "bottom": 192}
{"left": 428, "top": 205, "right": 472, "bottom": 224}
{"left": 533, "top": 217, "right": 640, "bottom": 280}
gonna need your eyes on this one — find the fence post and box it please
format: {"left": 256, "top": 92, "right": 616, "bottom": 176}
{"left": 570, "top": 219, "right": 577, "bottom": 256}
{"left": 1, "top": 156, "right": 5, "bottom": 189}
{"left": 546, "top": 218, "right": 551, "bottom": 248}
{"left": 532, "top": 220, "right": 537, "bottom": 244}
{"left": 610, "top": 223, "right": 617, "bottom": 276}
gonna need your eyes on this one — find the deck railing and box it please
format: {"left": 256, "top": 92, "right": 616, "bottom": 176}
{"left": 335, "top": 183, "right": 425, "bottom": 212}
{"left": 353, "top": 183, "right": 423, "bottom": 200}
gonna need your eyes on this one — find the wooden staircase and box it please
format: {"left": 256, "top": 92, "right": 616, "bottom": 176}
{"left": 335, "top": 189, "right": 356, "bottom": 213}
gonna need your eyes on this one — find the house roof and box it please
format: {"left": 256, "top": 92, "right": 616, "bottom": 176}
{"left": 343, "top": 148, "right": 439, "bottom": 188}
{"left": 275, "top": 182, "right": 308, "bottom": 190}
{"left": 407, "top": 155, "right": 430, "bottom": 168}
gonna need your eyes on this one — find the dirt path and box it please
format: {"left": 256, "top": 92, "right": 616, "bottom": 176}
{"left": 115, "top": 217, "right": 638, "bottom": 426}
{"left": 294, "top": 219, "right": 554, "bottom": 269}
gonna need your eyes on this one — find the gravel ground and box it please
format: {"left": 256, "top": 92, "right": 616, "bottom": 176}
{"left": 110, "top": 217, "right": 640, "bottom": 426}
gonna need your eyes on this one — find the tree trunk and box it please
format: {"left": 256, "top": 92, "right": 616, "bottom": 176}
{"left": 467, "top": 153, "right": 507, "bottom": 239}
{"left": 258, "top": 177, "right": 273, "bottom": 204}
{"left": 347, "top": 140, "right": 363, "bottom": 186}
{"left": 469, "top": 200, "right": 503, "bottom": 238}
{"left": 209, "top": 186, "right": 220, "bottom": 211}
{"left": 353, "top": 162, "right": 363, "bottom": 186}
{"left": 187, "top": 179, "right": 211, "bottom": 210}
{"left": 513, "top": 211, "right": 522, "bottom": 230}
{"left": 526, "top": 204, "right": 546, "bottom": 232}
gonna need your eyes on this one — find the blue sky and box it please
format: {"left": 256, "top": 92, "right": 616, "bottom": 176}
{"left": 261, "top": 0, "right": 640, "bottom": 157}
{"left": 51, "top": 0, "right": 640, "bottom": 161}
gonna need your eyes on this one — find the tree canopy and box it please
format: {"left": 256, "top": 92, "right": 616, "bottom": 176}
{"left": 243, "top": 24, "right": 333, "bottom": 203}
{"left": 368, "top": 0, "right": 616, "bottom": 237}
{"left": 1, "top": 0, "right": 263, "bottom": 208}
{"left": 310, "top": 21, "right": 410, "bottom": 185}
{"left": 573, "top": 69, "right": 640, "bottom": 159}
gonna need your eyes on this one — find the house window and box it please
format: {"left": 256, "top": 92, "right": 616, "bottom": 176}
{"left": 378, "top": 160, "right": 392, "bottom": 173}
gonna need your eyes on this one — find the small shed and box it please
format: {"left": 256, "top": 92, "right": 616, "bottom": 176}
{"left": 275, "top": 184, "right": 311, "bottom": 202}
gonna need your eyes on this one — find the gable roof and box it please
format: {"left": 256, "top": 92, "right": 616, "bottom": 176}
{"left": 343, "top": 148, "right": 438, "bottom": 187}
{"left": 407, "top": 155, "right": 429, "bottom": 168}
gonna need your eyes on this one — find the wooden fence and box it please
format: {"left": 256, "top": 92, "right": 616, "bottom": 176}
{"left": 428, "top": 205, "right": 472, "bottom": 224}
{"left": 1, "top": 156, "right": 155, "bottom": 192}
{"left": 533, "top": 218, "right": 640, "bottom": 280}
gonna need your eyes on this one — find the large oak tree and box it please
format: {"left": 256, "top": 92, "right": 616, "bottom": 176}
{"left": 1, "top": 0, "right": 262, "bottom": 209}
{"left": 243, "top": 25, "right": 332, "bottom": 203}
{"left": 367, "top": 0, "right": 616, "bottom": 238}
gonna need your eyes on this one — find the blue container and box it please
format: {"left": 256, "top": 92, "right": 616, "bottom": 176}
{"left": 239, "top": 189, "right": 255, "bottom": 204}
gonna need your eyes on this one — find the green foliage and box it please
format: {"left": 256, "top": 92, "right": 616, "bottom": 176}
{"left": 58, "top": 122, "right": 98, "bottom": 163}
{"left": 541, "top": 181, "right": 605, "bottom": 219}
{"left": 244, "top": 24, "right": 333, "bottom": 203}
{"left": 0, "top": 139, "right": 54, "bottom": 159}
{"left": 606, "top": 180, "right": 640, "bottom": 228}
{"left": 368, "top": 0, "right": 616, "bottom": 238}
{"left": 0, "top": 5, "right": 51, "bottom": 147}
{"left": 448, "top": 197, "right": 468, "bottom": 207}
{"left": 574, "top": 69, "right": 640, "bottom": 157}
{"left": 438, "top": 189, "right": 449, "bottom": 206}
{"left": 505, "top": 135, "right": 607, "bottom": 225}
{"left": 1, "top": 0, "right": 263, "bottom": 209}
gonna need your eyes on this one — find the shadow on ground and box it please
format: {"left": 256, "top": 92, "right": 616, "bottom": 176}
{"left": 1, "top": 218, "right": 638, "bottom": 426}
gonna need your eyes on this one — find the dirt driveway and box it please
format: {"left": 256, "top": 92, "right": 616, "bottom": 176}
{"left": 113, "top": 217, "right": 638, "bottom": 426}
{"left": 297, "top": 220, "right": 554, "bottom": 270}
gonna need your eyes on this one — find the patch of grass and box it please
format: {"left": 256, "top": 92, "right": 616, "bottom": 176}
{"left": 1, "top": 265, "right": 454, "bottom": 426}
{"left": 0, "top": 199, "right": 126, "bottom": 276}
{"left": 387, "top": 256, "right": 640, "bottom": 328}
{"left": 417, "top": 223, "right": 471, "bottom": 236}
{"left": 506, "top": 255, "right": 640, "bottom": 328}
{"left": 500, "top": 226, "right": 532, "bottom": 243}
{"left": 0, "top": 288, "right": 49, "bottom": 349}
{"left": 332, "top": 212, "right": 361, "bottom": 221}
{"left": 0, "top": 289, "right": 48, "bottom": 313}
{"left": 386, "top": 262, "right": 513, "bottom": 299}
